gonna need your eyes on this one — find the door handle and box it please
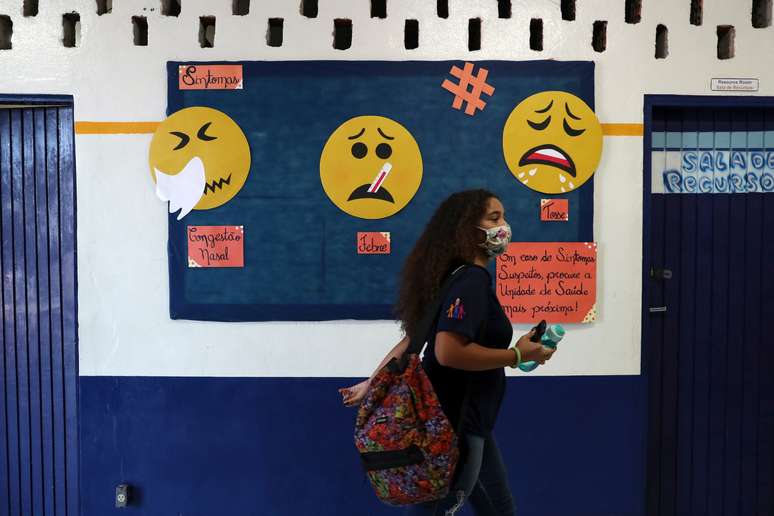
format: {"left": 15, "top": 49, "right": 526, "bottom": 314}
{"left": 649, "top": 306, "right": 667, "bottom": 313}
{"left": 650, "top": 267, "right": 673, "bottom": 280}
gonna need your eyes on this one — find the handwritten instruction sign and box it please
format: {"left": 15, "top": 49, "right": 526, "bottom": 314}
{"left": 496, "top": 242, "right": 597, "bottom": 324}
{"left": 178, "top": 64, "right": 243, "bottom": 90}
{"left": 188, "top": 226, "right": 244, "bottom": 268}
{"left": 357, "top": 232, "right": 391, "bottom": 254}
{"left": 540, "top": 199, "right": 569, "bottom": 221}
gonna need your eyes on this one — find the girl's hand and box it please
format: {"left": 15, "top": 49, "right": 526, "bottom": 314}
{"left": 515, "top": 330, "right": 556, "bottom": 364}
{"left": 338, "top": 379, "right": 371, "bottom": 408}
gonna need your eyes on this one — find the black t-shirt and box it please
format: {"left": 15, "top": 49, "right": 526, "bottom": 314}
{"left": 422, "top": 265, "right": 514, "bottom": 436}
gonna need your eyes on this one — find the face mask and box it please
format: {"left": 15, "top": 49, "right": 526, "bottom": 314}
{"left": 477, "top": 224, "right": 512, "bottom": 257}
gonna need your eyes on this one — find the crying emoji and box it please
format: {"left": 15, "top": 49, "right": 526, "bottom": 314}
{"left": 149, "top": 107, "right": 251, "bottom": 219}
{"left": 502, "top": 91, "right": 602, "bottom": 195}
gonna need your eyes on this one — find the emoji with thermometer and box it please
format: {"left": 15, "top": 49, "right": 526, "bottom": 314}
{"left": 320, "top": 116, "right": 423, "bottom": 220}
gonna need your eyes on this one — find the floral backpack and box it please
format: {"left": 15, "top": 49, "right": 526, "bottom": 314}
{"left": 354, "top": 266, "right": 471, "bottom": 506}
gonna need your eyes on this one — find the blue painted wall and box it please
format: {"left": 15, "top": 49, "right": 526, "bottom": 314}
{"left": 79, "top": 376, "right": 646, "bottom": 516}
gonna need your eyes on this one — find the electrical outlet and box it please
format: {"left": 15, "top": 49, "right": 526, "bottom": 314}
{"left": 115, "top": 484, "right": 129, "bottom": 508}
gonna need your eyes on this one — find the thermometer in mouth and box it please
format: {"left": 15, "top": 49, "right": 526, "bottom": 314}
{"left": 368, "top": 162, "right": 393, "bottom": 194}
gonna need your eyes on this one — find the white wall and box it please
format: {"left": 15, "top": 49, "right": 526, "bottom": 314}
{"left": 1, "top": 0, "right": 771, "bottom": 377}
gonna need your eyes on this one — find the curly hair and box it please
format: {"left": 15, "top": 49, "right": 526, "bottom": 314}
{"left": 394, "top": 189, "right": 497, "bottom": 339}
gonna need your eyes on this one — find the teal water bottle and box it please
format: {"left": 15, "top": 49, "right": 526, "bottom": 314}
{"left": 518, "top": 324, "right": 565, "bottom": 372}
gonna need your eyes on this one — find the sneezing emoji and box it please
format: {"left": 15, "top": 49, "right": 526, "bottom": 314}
{"left": 149, "top": 107, "right": 251, "bottom": 219}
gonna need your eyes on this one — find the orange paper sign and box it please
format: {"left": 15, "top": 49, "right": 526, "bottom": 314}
{"left": 540, "top": 199, "right": 569, "bottom": 221}
{"left": 178, "top": 64, "right": 243, "bottom": 90}
{"left": 496, "top": 242, "right": 597, "bottom": 324}
{"left": 188, "top": 226, "right": 244, "bottom": 268}
{"left": 357, "top": 232, "right": 391, "bottom": 254}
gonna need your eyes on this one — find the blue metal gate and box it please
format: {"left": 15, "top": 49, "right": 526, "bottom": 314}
{"left": 0, "top": 97, "right": 78, "bottom": 516}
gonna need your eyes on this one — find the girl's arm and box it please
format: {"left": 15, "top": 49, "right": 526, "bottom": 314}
{"left": 339, "top": 336, "right": 410, "bottom": 407}
{"left": 434, "top": 330, "right": 553, "bottom": 371}
{"left": 368, "top": 336, "right": 410, "bottom": 380}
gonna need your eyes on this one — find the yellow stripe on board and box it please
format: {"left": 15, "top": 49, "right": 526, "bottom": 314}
{"left": 75, "top": 121, "right": 645, "bottom": 136}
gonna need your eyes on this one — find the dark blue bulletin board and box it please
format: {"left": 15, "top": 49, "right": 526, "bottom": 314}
{"left": 166, "top": 60, "right": 595, "bottom": 321}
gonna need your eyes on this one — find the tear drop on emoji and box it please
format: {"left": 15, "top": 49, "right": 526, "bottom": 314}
{"left": 148, "top": 106, "right": 251, "bottom": 219}
{"left": 502, "top": 91, "right": 603, "bottom": 195}
{"left": 320, "top": 116, "right": 423, "bottom": 220}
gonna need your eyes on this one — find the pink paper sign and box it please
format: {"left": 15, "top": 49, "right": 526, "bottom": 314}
{"left": 496, "top": 242, "right": 597, "bottom": 324}
{"left": 178, "top": 64, "right": 243, "bottom": 90}
{"left": 540, "top": 199, "right": 569, "bottom": 221}
{"left": 357, "top": 232, "right": 391, "bottom": 254}
{"left": 188, "top": 226, "right": 244, "bottom": 268}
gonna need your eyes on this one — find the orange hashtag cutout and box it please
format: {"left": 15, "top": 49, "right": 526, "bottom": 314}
{"left": 441, "top": 62, "right": 495, "bottom": 116}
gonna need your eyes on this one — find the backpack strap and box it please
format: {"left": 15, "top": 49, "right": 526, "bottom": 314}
{"left": 405, "top": 264, "right": 468, "bottom": 357}
{"left": 389, "top": 265, "right": 468, "bottom": 374}
{"left": 395, "top": 263, "right": 492, "bottom": 436}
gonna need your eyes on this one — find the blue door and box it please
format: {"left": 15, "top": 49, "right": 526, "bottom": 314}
{"left": 0, "top": 97, "right": 79, "bottom": 516}
{"left": 644, "top": 97, "right": 774, "bottom": 516}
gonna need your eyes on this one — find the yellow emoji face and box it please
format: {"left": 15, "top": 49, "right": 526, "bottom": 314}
{"left": 320, "top": 116, "right": 423, "bottom": 220}
{"left": 502, "top": 91, "right": 603, "bottom": 194}
{"left": 149, "top": 107, "right": 251, "bottom": 215}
